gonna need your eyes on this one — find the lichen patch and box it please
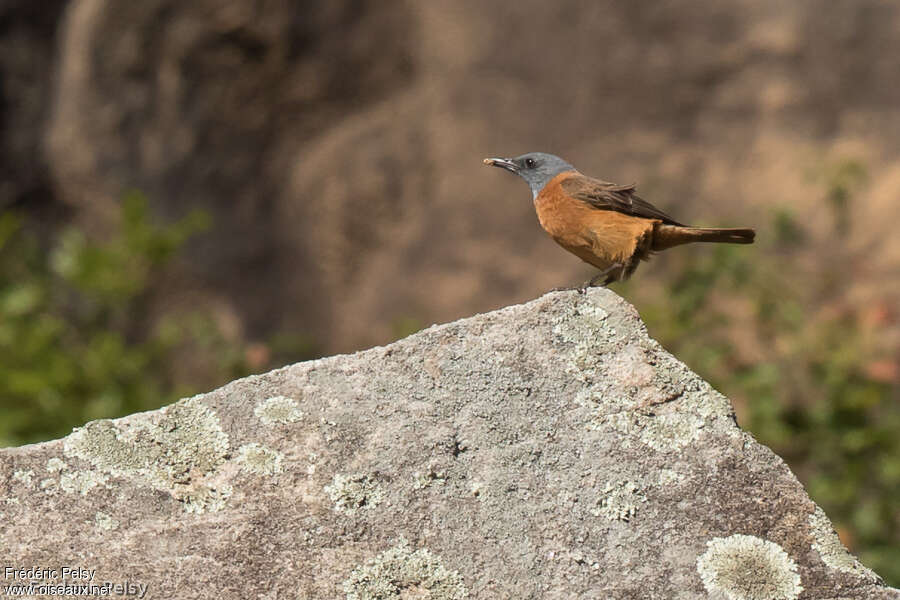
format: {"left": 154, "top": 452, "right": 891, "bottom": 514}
{"left": 95, "top": 511, "right": 119, "bottom": 531}
{"left": 254, "top": 395, "right": 303, "bottom": 425}
{"left": 696, "top": 534, "right": 802, "bottom": 600}
{"left": 236, "top": 443, "right": 284, "bottom": 476}
{"left": 639, "top": 412, "right": 705, "bottom": 451}
{"left": 63, "top": 398, "right": 230, "bottom": 506}
{"left": 59, "top": 470, "right": 109, "bottom": 495}
{"left": 592, "top": 480, "right": 646, "bottom": 522}
{"left": 653, "top": 468, "right": 685, "bottom": 487}
{"left": 343, "top": 539, "right": 468, "bottom": 600}
{"left": 12, "top": 470, "right": 34, "bottom": 488}
{"left": 592, "top": 409, "right": 705, "bottom": 452}
{"left": 180, "top": 484, "right": 233, "bottom": 514}
{"left": 45, "top": 458, "right": 68, "bottom": 473}
{"left": 413, "top": 469, "right": 447, "bottom": 490}
{"left": 325, "top": 473, "right": 385, "bottom": 515}
{"left": 552, "top": 298, "right": 614, "bottom": 384}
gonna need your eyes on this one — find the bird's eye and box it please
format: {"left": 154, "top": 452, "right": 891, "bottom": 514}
{"left": 525, "top": 158, "right": 536, "bottom": 169}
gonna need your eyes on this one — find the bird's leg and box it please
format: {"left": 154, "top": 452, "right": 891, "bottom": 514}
{"left": 581, "top": 263, "right": 624, "bottom": 291}
{"left": 551, "top": 263, "right": 624, "bottom": 294}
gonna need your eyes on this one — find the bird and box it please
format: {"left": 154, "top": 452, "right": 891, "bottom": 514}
{"left": 484, "top": 152, "right": 755, "bottom": 287}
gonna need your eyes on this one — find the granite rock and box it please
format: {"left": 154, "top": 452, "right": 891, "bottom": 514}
{"left": 1, "top": 289, "right": 896, "bottom": 599}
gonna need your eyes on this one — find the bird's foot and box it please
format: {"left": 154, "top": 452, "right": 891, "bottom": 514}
{"left": 550, "top": 284, "right": 585, "bottom": 293}
{"left": 551, "top": 264, "right": 625, "bottom": 294}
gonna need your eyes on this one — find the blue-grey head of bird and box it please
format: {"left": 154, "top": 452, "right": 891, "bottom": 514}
{"left": 484, "top": 152, "right": 577, "bottom": 198}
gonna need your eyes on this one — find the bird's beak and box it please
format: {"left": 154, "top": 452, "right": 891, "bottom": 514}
{"left": 483, "top": 157, "right": 518, "bottom": 173}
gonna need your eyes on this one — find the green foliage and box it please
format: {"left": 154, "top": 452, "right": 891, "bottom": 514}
{"left": 620, "top": 159, "right": 900, "bottom": 584}
{"left": 816, "top": 158, "right": 867, "bottom": 237}
{"left": 0, "top": 194, "right": 316, "bottom": 447}
{"left": 50, "top": 191, "right": 209, "bottom": 301}
{"left": 392, "top": 315, "right": 426, "bottom": 340}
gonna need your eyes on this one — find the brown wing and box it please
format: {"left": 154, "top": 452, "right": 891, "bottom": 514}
{"left": 560, "top": 174, "right": 685, "bottom": 226}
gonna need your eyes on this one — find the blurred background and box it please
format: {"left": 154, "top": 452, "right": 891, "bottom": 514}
{"left": 1, "top": 0, "right": 898, "bottom": 582}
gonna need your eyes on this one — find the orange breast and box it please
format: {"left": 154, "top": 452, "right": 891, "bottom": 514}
{"left": 534, "top": 172, "right": 657, "bottom": 270}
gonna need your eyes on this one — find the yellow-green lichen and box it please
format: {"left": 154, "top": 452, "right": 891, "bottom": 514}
{"left": 254, "top": 395, "right": 303, "bottom": 425}
{"left": 592, "top": 480, "right": 646, "bottom": 522}
{"left": 95, "top": 511, "right": 119, "bottom": 531}
{"left": 63, "top": 398, "right": 229, "bottom": 491}
{"left": 696, "top": 534, "right": 802, "bottom": 600}
{"left": 325, "top": 473, "right": 385, "bottom": 515}
{"left": 807, "top": 506, "right": 879, "bottom": 581}
{"left": 592, "top": 410, "right": 705, "bottom": 452}
{"left": 343, "top": 539, "right": 468, "bottom": 600}
{"left": 236, "top": 443, "right": 284, "bottom": 476}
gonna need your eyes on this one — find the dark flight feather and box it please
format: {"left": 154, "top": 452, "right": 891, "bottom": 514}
{"left": 561, "top": 174, "right": 685, "bottom": 226}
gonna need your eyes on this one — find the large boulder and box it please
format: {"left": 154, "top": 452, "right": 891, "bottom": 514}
{"left": 1, "top": 289, "right": 895, "bottom": 598}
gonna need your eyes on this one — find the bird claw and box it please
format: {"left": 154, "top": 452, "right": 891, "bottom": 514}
{"left": 551, "top": 263, "right": 625, "bottom": 294}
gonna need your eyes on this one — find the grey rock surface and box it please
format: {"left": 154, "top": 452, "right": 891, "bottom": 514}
{"left": 1, "top": 289, "right": 897, "bottom": 599}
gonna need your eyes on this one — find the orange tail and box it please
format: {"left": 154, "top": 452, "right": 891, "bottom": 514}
{"left": 652, "top": 225, "right": 755, "bottom": 251}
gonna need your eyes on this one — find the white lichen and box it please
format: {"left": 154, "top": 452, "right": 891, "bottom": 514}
{"left": 254, "top": 395, "right": 303, "bottom": 425}
{"left": 12, "top": 470, "right": 34, "bottom": 487}
{"left": 343, "top": 539, "right": 468, "bottom": 600}
{"left": 552, "top": 298, "right": 613, "bottom": 383}
{"left": 696, "top": 534, "right": 802, "bottom": 600}
{"left": 564, "top": 339, "right": 605, "bottom": 384}
{"left": 592, "top": 410, "right": 705, "bottom": 452}
{"left": 59, "top": 471, "right": 109, "bottom": 495}
{"left": 95, "top": 511, "right": 119, "bottom": 531}
{"left": 46, "top": 458, "right": 68, "bottom": 472}
{"left": 592, "top": 480, "right": 646, "bottom": 522}
{"left": 654, "top": 468, "right": 684, "bottom": 487}
{"left": 325, "top": 473, "right": 384, "bottom": 515}
{"left": 808, "top": 505, "right": 879, "bottom": 581}
{"left": 638, "top": 412, "right": 705, "bottom": 451}
{"left": 181, "top": 484, "right": 233, "bottom": 514}
{"left": 413, "top": 469, "right": 447, "bottom": 490}
{"left": 236, "top": 443, "right": 284, "bottom": 476}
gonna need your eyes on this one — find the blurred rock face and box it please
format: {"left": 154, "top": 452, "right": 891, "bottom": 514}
{"left": 0, "top": 0, "right": 69, "bottom": 216}
{"left": 4, "top": 0, "right": 900, "bottom": 351}
{"left": 45, "top": 0, "right": 417, "bottom": 342}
